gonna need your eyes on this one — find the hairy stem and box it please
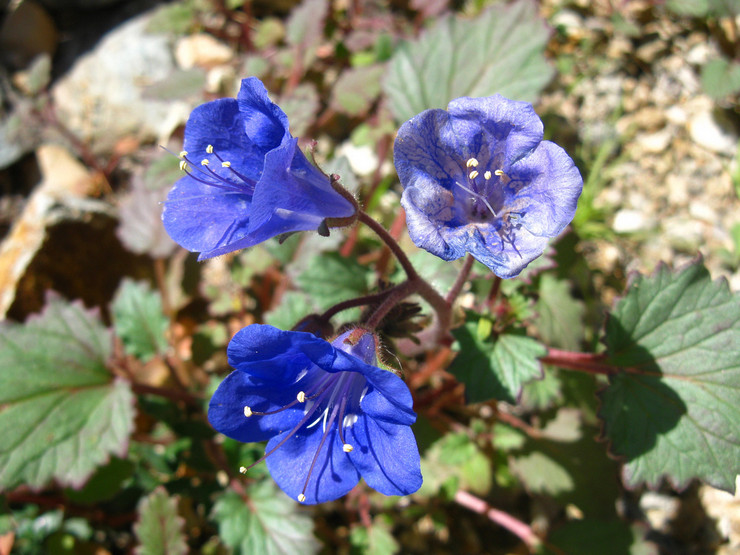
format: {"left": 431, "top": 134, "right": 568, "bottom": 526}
{"left": 320, "top": 286, "right": 405, "bottom": 322}
{"left": 454, "top": 490, "right": 540, "bottom": 551}
{"left": 358, "top": 211, "right": 418, "bottom": 280}
{"left": 446, "top": 254, "right": 475, "bottom": 304}
{"left": 541, "top": 349, "right": 617, "bottom": 376}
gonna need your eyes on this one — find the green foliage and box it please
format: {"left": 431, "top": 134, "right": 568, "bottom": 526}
{"left": 295, "top": 252, "right": 372, "bottom": 311}
{"left": 701, "top": 58, "right": 740, "bottom": 100}
{"left": 546, "top": 519, "right": 657, "bottom": 555}
{"left": 134, "top": 487, "right": 188, "bottom": 555}
{"left": 212, "top": 480, "right": 319, "bottom": 554}
{"left": 450, "top": 315, "right": 546, "bottom": 403}
{"left": 112, "top": 279, "right": 169, "bottom": 362}
{"left": 349, "top": 516, "right": 400, "bottom": 555}
{"left": 286, "top": 0, "right": 329, "bottom": 70}
{"left": 601, "top": 259, "right": 740, "bottom": 493}
{"left": 384, "top": 0, "right": 554, "bottom": 123}
{"left": 0, "top": 297, "right": 134, "bottom": 490}
{"left": 331, "top": 65, "right": 386, "bottom": 117}
{"left": 419, "top": 432, "right": 492, "bottom": 496}
{"left": 535, "top": 275, "right": 586, "bottom": 351}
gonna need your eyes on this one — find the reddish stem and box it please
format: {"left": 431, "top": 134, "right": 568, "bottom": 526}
{"left": 541, "top": 349, "right": 617, "bottom": 376}
{"left": 454, "top": 490, "right": 540, "bottom": 551}
{"left": 446, "top": 254, "right": 475, "bottom": 304}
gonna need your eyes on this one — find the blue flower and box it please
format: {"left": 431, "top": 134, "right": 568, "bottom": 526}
{"left": 394, "top": 95, "right": 583, "bottom": 278}
{"left": 208, "top": 324, "right": 422, "bottom": 504}
{"left": 162, "top": 77, "right": 356, "bottom": 260}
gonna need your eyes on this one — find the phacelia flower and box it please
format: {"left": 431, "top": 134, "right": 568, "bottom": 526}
{"left": 208, "top": 324, "right": 422, "bottom": 504}
{"left": 162, "top": 77, "right": 356, "bottom": 260}
{"left": 394, "top": 95, "right": 583, "bottom": 278}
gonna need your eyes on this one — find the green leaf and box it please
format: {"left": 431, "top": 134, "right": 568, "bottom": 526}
{"left": 0, "top": 296, "right": 134, "bottom": 491}
{"left": 349, "top": 516, "right": 400, "bottom": 555}
{"left": 384, "top": 0, "right": 554, "bottom": 123}
{"left": 450, "top": 319, "right": 546, "bottom": 403}
{"left": 701, "top": 58, "right": 740, "bottom": 100}
{"left": 601, "top": 259, "right": 740, "bottom": 493}
{"left": 279, "top": 83, "right": 320, "bottom": 137}
{"left": 535, "top": 275, "right": 585, "bottom": 350}
{"left": 666, "top": 0, "right": 710, "bottom": 15}
{"left": 285, "top": 0, "right": 329, "bottom": 70}
{"left": 212, "top": 480, "right": 319, "bottom": 555}
{"left": 134, "top": 487, "right": 188, "bottom": 555}
{"left": 418, "top": 432, "right": 492, "bottom": 496}
{"left": 295, "top": 252, "right": 371, "bottom": 311}
{"left": 112, "top": 279, "right": 169, "bottom": 361}
{"left": 264, "top": 291, "right": 315, "bottom": 330}
{"left": 331, "top": 65, "right": 386, "bottom": 116}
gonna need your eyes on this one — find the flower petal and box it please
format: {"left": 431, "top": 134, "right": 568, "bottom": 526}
{"left": 209, "top": 371, "right": 303, "bottom": 442}
{"left": 347, "top": 414, "right": 422, "bottom": 497}
{"left": 236, "top": 77, "right": 291, "bottom": 152}
{"left": 248, "top": 139, "right": 356, "bottom": 237}
{"left": 227, "top": 325, "right": 336, "bottom": 382}
{"left": 266, "top": 424, "right": 360, "bottom": 504}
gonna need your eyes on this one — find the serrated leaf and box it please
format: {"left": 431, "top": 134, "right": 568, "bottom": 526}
{"left": 285, "top": 0, "right": 328, "bottom": 70}
{"left": 112, "top": 279, "right": 169, "bottom": 362}
{"left": 601, "top": 259, "right": 740, "bottom": 493}
{"left": 264, "top": 291, "right": 315, "bottom": 330}
{"left": 418, "top": 432, "right": 492, "bottom": 496}
{"left": 295, "top": 253, "right": 371, "bottom": 311}
{"left": 212, "top": 481, "right": 319, "bottom": 555}
{"left": 331, "top": 65, "right": 385, "bottom": 117}
{"left": 384, "top": 0, "right": 554, "bottom": 123}
{"left": 0, "top": 296, "right": 134, "bottom": 491}
{"left": 349, "top": 517, "right": 399, "bottom": 555}
{"left": 134, "top": 487, "right": 188, "bottom": 555}
{"left": 535, "top": 275, "right": 585, "bottom": 350}
{"left": 450, "top": 319, "right": 546, "bottom": 403}
{"left": 701, "top": 58, "right": 740, "bottom": 100}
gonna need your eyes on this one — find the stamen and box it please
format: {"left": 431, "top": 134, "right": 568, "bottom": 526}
{"left": 484, "top": 171, "right": 492, "bottom": 180}
{"left": 179, "top": 160, "right": 189, "bottom": 171}
{"left": 469, "top": 170, "right": 479, "bottom": 180}
{"left": 244, "top": 406, "right": 253, "bottom": 417}
{"left": 201, "top": 159, "right": 209, "bottom": 166}
{"left": 298, "top": 494, "right": 306, "bottom": 503}
{"left": 494, "top": 169, "right": 505, "bottom": 176}
{"left": 297, "top": 391, "right": 306, "bottom": 403}
{"left": 206, "top": 144, "right": 214, "bottom": 154}
{"left": 239, "top": 466, "right": 248, "bottom": 474}
{"left": 342, "top": 444, "right": 353, "bottom": 453}
{"left": 466, "top": 158, "right": 479, "bottom": 168}
{"left": 179, "top": 151, "right": 188, "bottom": 158}
{"left": 456, "top": 181, "right": 497, "bottom": 217}
{"left": 221, "top": 161, "right": 231, "bottom": 168}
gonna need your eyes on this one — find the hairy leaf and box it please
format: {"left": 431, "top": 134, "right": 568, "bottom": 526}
{"left": 134, "top": 487, "right": 188, "bottom": 555}
{"left": 0, "top": 296, "right": 134, "bottom": 491}
{"left": 213, "top": 481, "right": 319, "bottom": 555}
{"left": 384, "top": 0, "right": 553, "bottom": 123}
{"left": 601, "top": 259, "right": 740, "bottom": 493}
{"left": 112, "top": 279, "right": 169, "bottom": 362}
{"left": 295, "top": 253, "right": 371, "bottom": 311}
{"left": 450, "top": 318, "right": 546, "bottom": 403}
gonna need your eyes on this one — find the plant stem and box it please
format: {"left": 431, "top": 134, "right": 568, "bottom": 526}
{"left": 320, "top": 286, "right": 404, "bottom": 322}
{"left": 131, "top": 383, "right": 200, "bottom": 406}
{"left": 454, "top": 490, "right": 540, "bottom": 551}
{"left": 358, "top": 211, "right": 418, "bottom": 279}
{"left": 364, "top": 279, "right": 419, "bottom": 329}
{"left": 541, "top": 348, "right": 617, "bottom": 376}
{"left": 446, "top": 254, "right": 475, "bottom": 304}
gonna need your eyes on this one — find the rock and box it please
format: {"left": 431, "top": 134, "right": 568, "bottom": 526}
{"left": 688, "top": 108, "right": 739, "bottom": 156}
{"left": 635, "top": 129, "right": 673, "bottom": 153}
{"left": 174, "top": 33, "right": 234, "bottom": 69}
{"left": 52, "top": 10, "right": 190, "bottom": 155}
{"left": 613, "top": 209, "right": 654, "bottom": 233}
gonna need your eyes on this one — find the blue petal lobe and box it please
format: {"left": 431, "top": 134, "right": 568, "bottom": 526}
{"left": 208, "top": 370, "right": 303, "bottom": 442}
{"left": 236, "top": 77, "right": 291, "bottom": 152}
{"left": 265, "top": 424, "right": 360, "bottom": 504}
{"left": 347, "top": 414, "right": 422, "bottom": 497}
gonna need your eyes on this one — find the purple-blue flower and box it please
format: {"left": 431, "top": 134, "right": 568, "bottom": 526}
{"left": 394, "top": 95, "right": 583, "bottom": 278}
{"left": 208, "top": 324, "right": 422, "bottom": 504}
{"left": 162, "top": 77, "right": 356, "bottom": 260}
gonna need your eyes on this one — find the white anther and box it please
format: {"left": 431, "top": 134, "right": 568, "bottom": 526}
{"left": 484, "top": 171, "right": 492, "bottom": 180}
{"left": 297, "top": 391, "right": 306, "bottom": 403}
{"left": 239, "top": 466, "right": 247, "bottom": 474}
{"left": 201, "top": 159, "right": 209, "bottom": 166}
{"left": 494, "top": 169, "right": 505, "bottom": 176}
{"left": 179, "top": 160, "right": 189, "bottom": 171}
{"left": 466, "top": 158, "right": 479, "bottom": 168}
{"left": 178, "top": 151, "right": 188, "bottom": 158}
{"left": 221, "top": 161, "right": 231, "bottom": 168}
{"left": 243, "top": 406, "right": 253, "bottom": 417}
{"left": 298, "top": 494, "right": 306, "bottom": 503}
{"left": 206, "top": 145, "right": 214, "bottom": 154}
{"left": 469, "top": 170, "right": 479, "bottom": 180}
{"left": 342, "top": 443, "right": 353, "bottom": 453}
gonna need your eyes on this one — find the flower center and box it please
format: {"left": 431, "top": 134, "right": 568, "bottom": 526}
{"left": 175, "top": 146, "right": 257, "bottom": 195}
{"left": 239, "top": 369, "right": 366, "bottom": 503}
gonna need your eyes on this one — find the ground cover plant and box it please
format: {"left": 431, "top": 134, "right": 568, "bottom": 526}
{"left": 0, "top": 0, "right": 738, "bottom": 553}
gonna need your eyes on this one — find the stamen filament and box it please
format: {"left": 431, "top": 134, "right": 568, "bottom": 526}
{"left": 456, "top": 181, "right": 497, "bottom": 218}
